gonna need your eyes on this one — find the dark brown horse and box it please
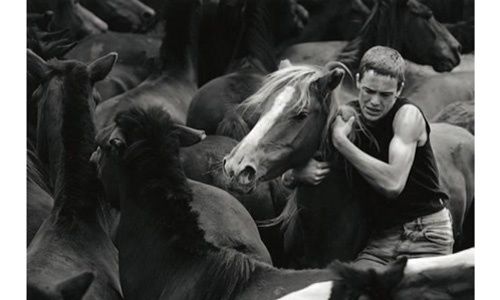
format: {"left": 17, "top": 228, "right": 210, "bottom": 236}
{"left": 27, "top": 50, "right": 122, "bottom": 299}
{"left": 28, "top": 0, "right": 108, "bottom": 40}
{"left": 65, "top": 32, "right": 161, "bottom": 101}
{"left": 95, "top": 0, "right": 201, "bottom": 130}
{"left": 282, "top": 0, "right": 462, "bottom": 73}
{"left": 187, "top": 0, "right": 307, "bottom": 137}
{"left": 80, "top": 0, "right": 156, "bottom": 32}
{"left": 223, "top": 62, "right": 474, "bottom": 268}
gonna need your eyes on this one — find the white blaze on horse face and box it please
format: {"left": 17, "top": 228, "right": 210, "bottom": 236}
{"left": 239, "top": 86, "right": 296, "bottom": 152}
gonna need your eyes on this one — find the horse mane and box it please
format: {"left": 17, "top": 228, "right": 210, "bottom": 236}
{"left": 158, "top": 0, "right": 201, "bottom": 72}
{"left": 27, "top": 145, "right": 52, "bottom": 195}
{"left": 226, "top": 0, "right": 278, "bottom": 74}
{"left": 337, "top": 0, "right": 435, "bottom": 70}
{"left": 115, "top": 106, "right": 258, "bottom": 299}
{"left": 216, "top": 108, "right": 251, "bottom": 140}
{"left": 238, "top": 64, "right": 325, "bottom": 119}
{"left": 51, "top": 63, "right": 101, "bottom": 218}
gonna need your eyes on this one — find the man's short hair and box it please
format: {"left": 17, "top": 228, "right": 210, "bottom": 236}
{"left": 358, "top": 46, "right": 405, "bottom": 88}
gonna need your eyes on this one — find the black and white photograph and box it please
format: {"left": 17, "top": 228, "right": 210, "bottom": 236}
{"left": 2, "top": 0, "right": 492, "bottom": 298}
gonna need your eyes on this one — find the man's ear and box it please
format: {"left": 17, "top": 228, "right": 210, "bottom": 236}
{"left": 396, "top": 82, "right": 404, "bottom": 97}
{"left": 355, "top": 73, "right": 361, "bottom": 89}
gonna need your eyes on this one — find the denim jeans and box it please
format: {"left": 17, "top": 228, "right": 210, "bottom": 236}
{"left": 353, "top": 207, "right": 454, "bottom": 271}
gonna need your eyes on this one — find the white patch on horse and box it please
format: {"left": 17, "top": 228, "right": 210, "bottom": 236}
{"left": 276, "top": 281, "right": 333, "bottom": 300}
{"left": 240, "top": 86, "right": 295, "bottom": 149}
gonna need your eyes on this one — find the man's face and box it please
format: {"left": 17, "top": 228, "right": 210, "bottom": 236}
{"left": 356, "top": 70, "right": 402, "bottom": 122}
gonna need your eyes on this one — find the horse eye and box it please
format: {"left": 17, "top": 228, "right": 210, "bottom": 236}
{"left": 294, "top": 111, "right": 308, "bottom": 120}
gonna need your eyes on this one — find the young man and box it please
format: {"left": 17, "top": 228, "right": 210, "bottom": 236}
{"left": 282, "top": 46, "right": 454, "bottom": 270}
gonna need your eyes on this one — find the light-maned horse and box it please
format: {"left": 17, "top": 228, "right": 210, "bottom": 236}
{"left": 80, "top": 0, "right": 156, "bottom": 32}
{"left": 27, "top": 50, "right": 122, "bottom": 299}
{"left": 186, "top": 0, "right": 308, "bottom": 137}
{"left": 223, "top": 63, "right": 474, "bottom": 268}
{"left": 28, "top": 0, "right": 108, "bottom": 40}
{"left": 95, "top": 0, "right": 201, "bottom": 131}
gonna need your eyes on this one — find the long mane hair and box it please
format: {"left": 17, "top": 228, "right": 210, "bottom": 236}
{"left": 53, "top": 63, "right": 101, "bottom": 218}
{"left": 114, "top": 106, "right": 259, "bottom": 300}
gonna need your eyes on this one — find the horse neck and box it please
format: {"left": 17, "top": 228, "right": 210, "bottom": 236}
{"left": 338, "top": 1, "right": 403, "bottom": 70}
{"left": 158, "top": 0, "right": 201, "bottom": 82}
{"left": 50, "top": 72, "right": 101, "bottom": 221}
{"left": 226, "top": 0, "right": 277, "bottom": 75}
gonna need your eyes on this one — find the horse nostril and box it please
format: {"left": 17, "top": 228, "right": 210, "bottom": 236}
{"left": 241, "top": 166, "right": 256, "bottom": 183}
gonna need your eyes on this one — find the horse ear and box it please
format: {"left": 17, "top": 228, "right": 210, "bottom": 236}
{"left": 173, "top": 124, "right": 207, "bottom": 147}
{"left": 316, "top": 67, "right": 346, "bottom": 93}
{"left": 278, "top": 59, "right": 293, "bottom": 69}
{"left": 87, "top": 52, "right": 118, "bottom": 83}
{"left": 108, "top": 127, "right": 127, "bottom": 155}
{"left": 57, "top": 271, "right": 94, "bottom": 300}
{"left": 27, "top": 49, "right": 50, "bottom": 82}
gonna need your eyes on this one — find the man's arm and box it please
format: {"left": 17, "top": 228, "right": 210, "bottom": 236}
{"left": 281, "top": 158, "right": 331, "bottom": 188}
{"left": 332, "top": 105, "right": 426, "bottom": 199}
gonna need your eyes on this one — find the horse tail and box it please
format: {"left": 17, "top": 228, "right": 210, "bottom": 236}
{"left": 216, "top": 109, "right": 250, "bottom": 141}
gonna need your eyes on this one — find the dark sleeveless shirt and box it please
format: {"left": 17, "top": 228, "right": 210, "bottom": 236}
{"left": 347, "top": 98, "right": 448, "bottom": 229}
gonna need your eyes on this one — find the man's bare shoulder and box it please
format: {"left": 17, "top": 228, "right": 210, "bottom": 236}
{"left": 392, "top": 104, "right": 426, "bottom": 143}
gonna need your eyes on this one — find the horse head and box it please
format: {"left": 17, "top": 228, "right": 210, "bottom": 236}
{"left": 80, "top": 0, "right": 156, "bottom": 32}
{"left": 91, "top": 108, "right": 205, "bottom": 209}
{"left": 223, "top": 61, "right": 349, "bottom": 193}
{"left": 27, "top": 49, "right": 117, "bottom": 184}
{"left": 49, "top": 0, "right": 108, "bottom": 39}
{"left": 394, "top": 0, "right": 461, "bottom": 71}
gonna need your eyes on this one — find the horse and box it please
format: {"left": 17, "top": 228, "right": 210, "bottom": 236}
{"left": 65, "top": 32, "right": 161, "bottom": 101}
{"left": 95, "top": 0, "right": 201, "bottom": 131}
{"left": 223, "top": 62, "right": 474, "bottom": 268}
{"left": 432, "top": 101, "right": 474, "bottom": 135}
{"left": 187, "top": 0, "right": 306, "bottom": 136}
{"left": 28, "top": 0, "right": 108, "bottom": 40}
{"left": 26, "top": 50, "right": 122, "bottom": 299}
{"left": 282, "top": 0, "right": 461, "bottom": 73}
{"left": 277, "top": 248, "right": 474, "bottom": 300}
{"left": 80, "top": 0, "right": 156, "bottom": 32}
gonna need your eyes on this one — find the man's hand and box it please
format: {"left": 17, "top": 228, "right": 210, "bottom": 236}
{"left": 332, "top": 115, "right": 355, "bottom": 148}
{"left": 292, "top": 158, "right": 331, "bottom": 186}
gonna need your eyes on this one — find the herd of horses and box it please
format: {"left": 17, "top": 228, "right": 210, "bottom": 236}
{"left": 27, "top": 0, "right": 475, "bottom": 299}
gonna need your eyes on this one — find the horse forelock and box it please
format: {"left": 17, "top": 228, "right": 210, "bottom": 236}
{"left": 238, "top": 65, "right": 324, "bottom": 118}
